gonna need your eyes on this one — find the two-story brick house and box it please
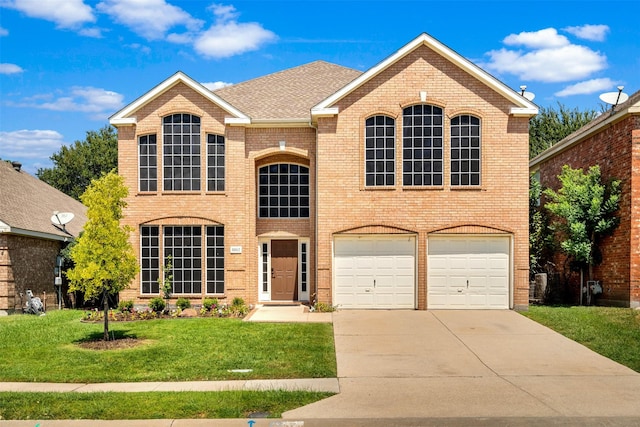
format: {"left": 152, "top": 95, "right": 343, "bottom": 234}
{"left": 530, "top": 89, "right": 640, "bottom": 307}
{"left": 110, "top": 33, "right": 537, "bottom": 310}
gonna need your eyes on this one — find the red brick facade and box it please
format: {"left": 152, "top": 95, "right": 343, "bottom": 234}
{"left": 113, "top": 36, "right": 534, "bottom": 310}
{"left": 533, "top": 108, "right": 640, "bottom": 307}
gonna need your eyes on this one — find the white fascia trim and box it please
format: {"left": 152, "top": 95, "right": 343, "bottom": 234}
{"left": 110, "top": 117, "right": 137, "bottom": 126}
{"left": 510, "top": 107, "right": 539, "bottom": 117}
{"left": 224, "top": 118, "right": 252, "bottom": 126}
{"left": 247, "top": 118, "right": 314, "bottom": 128}
{"left": 312, "top": 33, "right": 538, "bottom": 113}
{"left": 109, "top": 71, "right": 249, "bottom": 125}
{"left": 310, "top": 107, "right": 340, "bottom": 118}
{"left": 0, "top": 226, "right": 71, "bottom": 242}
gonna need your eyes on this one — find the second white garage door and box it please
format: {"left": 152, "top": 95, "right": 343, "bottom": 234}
{"left": 334, "top": 235, "right": 416, "bottom": 309}
{"left": 427, "top": 235, "right": 510, "bottom": 309}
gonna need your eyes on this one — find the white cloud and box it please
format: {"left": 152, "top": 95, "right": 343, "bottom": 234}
{"left": 564, "top": 24, "right": 609, "bottom": 42}
{"left": 0, "top": 63, "right": 23, "bottom": 74}
{"left": 202, "top": 81, "right": 233, "bottom": 91}
{"left": 126, "top": 43, "right": 152, "bottom": 54}
{"left": 484, "top": 27, "right": 608, "bottom": 83}
{"left": 503, "top": 28, "right": 570, "bottom": 49}
{"left": 193, "top": 3, "right": 277, "bottom": 59}
{"left": 554, "top": 78, "right": 617, "bottom": 97}
{"left": 97, "top": 0, "right": 203, "bottom": 40}
{"left": 78, "top": 27, "right": 104, "bottom": 38}
{"left": 0, "top": 26, "right": 8, "bottom": 36}
{"left": 0, "top": 129, "right": 66, "bottom": 165}
{"left": 1, "top": 0, "right": 94, "bottom": 28}
{"left": 19, "top": 87, "right": 124, "bottom": 120}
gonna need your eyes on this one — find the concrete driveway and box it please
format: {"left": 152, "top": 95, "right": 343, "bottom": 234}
{"left": 284, "top": 309, "right": 640, "bottom": 421}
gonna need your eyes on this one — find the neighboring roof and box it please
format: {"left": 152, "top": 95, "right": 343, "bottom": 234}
{"left": 110, "top": 71, "right": 250, "bottom": 126}
{"left": 530, "top": 89, "right": 640, "bottom": 168}
{"left": 213, "top": 61, "right": 362, "bottom": 123}
{"left": 312, "top": 33, "right": 539, "bottom": 118}
{"left": 0, "top": 161, "right": 87, "bottom": 241}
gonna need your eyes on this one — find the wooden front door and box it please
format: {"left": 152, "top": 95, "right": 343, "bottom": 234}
{"left": 271, "top": 240, "right": 298, "bottom": 301}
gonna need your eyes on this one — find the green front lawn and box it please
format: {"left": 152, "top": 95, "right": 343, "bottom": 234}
{"left": 521, "top": 305, "right": 640, "bottom": 373}
{"left": 0, "top": 391, "right": 333, "bottom": 420}
{"left": 0, "top": 310, "right": 337, "bottom": 383}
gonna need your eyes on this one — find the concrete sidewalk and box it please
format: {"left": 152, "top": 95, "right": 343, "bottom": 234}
{"left": 244, "top": 304, "right": 333, "bottom": 323}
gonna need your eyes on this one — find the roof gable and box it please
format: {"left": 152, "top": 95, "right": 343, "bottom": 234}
{"left": 312, "top": 33, "right": 538, "bottom": 118}
{"left": 110, "top": 71, "right": 250, "bottom": 126}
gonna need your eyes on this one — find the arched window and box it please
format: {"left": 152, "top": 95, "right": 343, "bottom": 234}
{"left": 163, "top": 113, "right": 201, "bottom": 191}
{"left": 365, "top": 115, "right": 395, "bottom": 186}
{"left": 258, "top": 164, "right": 309, "bottom": 218}
{"left": 450, "top": 115, "right": 481, "bottom": 186}
{"left": 402, "top": 104, "right": 443, "bottom": 186}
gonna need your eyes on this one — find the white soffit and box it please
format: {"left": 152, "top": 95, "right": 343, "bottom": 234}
{"left": 109, "top": 71, "right": 250, "bottom": 126}
{"left": 312, "top": 33, "right": 538, "bottom": 118}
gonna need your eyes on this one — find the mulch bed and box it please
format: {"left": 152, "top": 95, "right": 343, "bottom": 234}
{"left": 77, "top": 337, "right": 147, "bottom": 351}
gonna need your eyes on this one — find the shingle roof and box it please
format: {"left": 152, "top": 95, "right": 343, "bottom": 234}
{"left": 0, "top": 161, "right": 87, "bottom": 240}
{"left": 213, "top": 60, "right": 362, "bottom": 121}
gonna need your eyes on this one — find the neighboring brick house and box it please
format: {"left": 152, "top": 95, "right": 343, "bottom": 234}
{"left": 0, "top": 161, "right": 87, "bottom": 313}
{"left": 110, "top": 33, "right": 537, "bottom": 310}
{"left": 530, "top": 90, "right": 640, "bottom": 308}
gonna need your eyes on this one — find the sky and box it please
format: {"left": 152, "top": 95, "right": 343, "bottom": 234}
{"left": 1, "top": 0, "right": 639, "bottom": 174}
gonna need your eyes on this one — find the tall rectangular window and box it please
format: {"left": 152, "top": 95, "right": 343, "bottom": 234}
{"left": 139, "top": 134, "right": 157, "bottom": 192}
{"left": 301, "top": 242, "right": 307, "bottom": 293}
{"left": 163, "top": 114, "right": 201, "bottom": 191}
{"left": 365, "top": 115, "right": 395, "bottom": 186}
{"left": 206, "top": 226, "right": 225, "bottom": 294}
{"left": 207, "top": 134, "right": 225, "bottom": 191}
{"left": 164, "top": 226, "right": 202, "bottom": 294}
{"left": 402, "top": 105, "right": 443, "bottom": 186}
{"left": 451, "top": 115, "right": 481, "bottom": 186}
{"left": 141, "top": 226, "right": 160, "bottom": 294}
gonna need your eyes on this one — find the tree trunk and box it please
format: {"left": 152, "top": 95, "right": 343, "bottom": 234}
{"left": 103, "top": 288, "right": 109, "bottom": 341}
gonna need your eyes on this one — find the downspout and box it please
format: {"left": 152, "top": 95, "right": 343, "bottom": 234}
{"left": 311, "top": 120, "right": 319, "bottom": 306}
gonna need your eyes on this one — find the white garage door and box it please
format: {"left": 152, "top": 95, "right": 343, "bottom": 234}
{"left": 334, "top": 235, "right": 416, "bottom": 309}
{"left": 428, "top": 235, "right": 510, "bottom": 309}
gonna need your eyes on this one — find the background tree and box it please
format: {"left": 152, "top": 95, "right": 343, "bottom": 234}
{"left": 529, "top": 103, "right": 599, "bottom": 159}
{"left": 37, "top": 125, "right": 117, "bottom": 200}
{"left": 529, "top": 173, "right": 554, "bottom": 275}
{"left": 66, "top": 171, "right": 138, "bottom": 341}
{"left": 544, "top": 165, "right": 620, "bottom": 289}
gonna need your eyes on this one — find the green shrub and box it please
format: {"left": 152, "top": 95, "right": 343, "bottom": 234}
{"left": 149, "top": 297, "right": 166, "bottom": 313}
{"left": 117, "top": 300, "right": 134, "bottom": 313}
{"left": 313, "top": 302, "right": 336, "bottom": 313}
{"left": 176, "top": 298, "right": 191, "bottom": 310}
{"left": 202, "top": 298, "right": 218, "bottom": 311}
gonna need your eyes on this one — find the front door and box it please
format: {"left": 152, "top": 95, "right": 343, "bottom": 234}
{"left": 271, "top": 240, "right": 298, "bottom": 301}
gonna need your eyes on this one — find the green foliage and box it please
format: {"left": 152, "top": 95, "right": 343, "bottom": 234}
{"left": 117, "top": 300, "right": 134, "bottom": 313}
{"left": 312, "top": 302, "right": 337, "bottom": 313}
{"left": 36, "top": 125, "right": 118, "bottom": 200}
{"left": 176, "top": 298, "right": 191, "bottom": 310}
{"left": 148, "top": 297, "right": 166, "bottom": 313}
{"left": 529, "top": 103, "right": 598, "bottom": 159}
{"left": 66, "top": 171, "right": 139, "bottom": 339}
{"left": 203, "top": 298, "right": 219, "bottom": 311}
{"left": 544, "top": 165, "right": 621, "bottom": 279}
{"left": 529, "top": 173, "right": 554, "bottom": 273}
{"left": 158, "top": 255, "right": 173, "bottom": 306}
{"left": 67, "top": 171, "right": 138, "bottom": 299}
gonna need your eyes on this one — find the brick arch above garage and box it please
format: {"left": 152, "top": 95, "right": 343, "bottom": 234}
{"left": 429, "top": 224, "right": 514, "bottom": 235}
{"left": 334, "top": 224, "right": 416, "bottom": 235}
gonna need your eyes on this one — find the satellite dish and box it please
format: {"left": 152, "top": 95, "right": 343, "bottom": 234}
{"left": 519, "top": 85, "right": 535, "bottom": 101}
{"left": 599, "top": 86, "right": 629, "bottom": 110}
{"left": 51, "top": 212, "right": 75, "bottom": 226}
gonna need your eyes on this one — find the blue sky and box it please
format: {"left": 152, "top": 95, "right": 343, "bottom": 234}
{"left": 1, "top": 0, "right": 639, "bottom": 174}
